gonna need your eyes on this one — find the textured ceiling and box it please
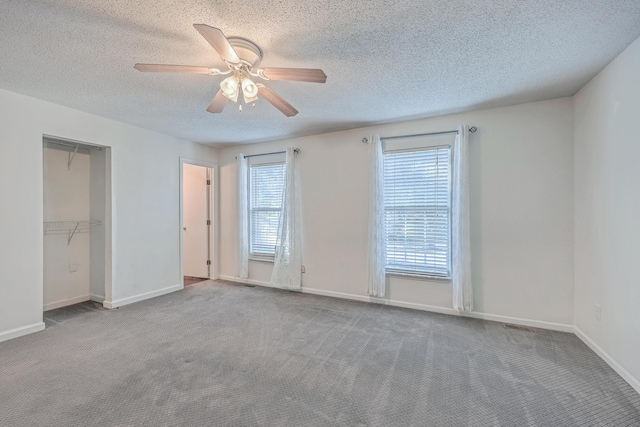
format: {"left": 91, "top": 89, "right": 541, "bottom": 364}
{"left": 1, "top": 1, "right": 639, "bottom": 146}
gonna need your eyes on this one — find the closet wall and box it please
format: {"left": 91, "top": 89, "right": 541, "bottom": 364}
{"left": 43, "top": 146, "right": 91, "bottom": 309}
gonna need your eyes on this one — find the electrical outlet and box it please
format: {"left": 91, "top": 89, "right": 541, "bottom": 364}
{"left": 69, "top": 261, "right": 78, "bottom": 272}
{"left": 594, "top": 304, "right": 601, "bottom": 321}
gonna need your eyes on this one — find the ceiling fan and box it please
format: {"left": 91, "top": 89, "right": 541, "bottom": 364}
{"left": 134, "top": 24, "right": 327, "bottom": 117}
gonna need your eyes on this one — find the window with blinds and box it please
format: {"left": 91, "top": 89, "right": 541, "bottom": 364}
{"left": 383, "top": 146, "right": 451, "bottom": 278}
{"left": 249, "top": 162, "right": 286, "bottom": 257}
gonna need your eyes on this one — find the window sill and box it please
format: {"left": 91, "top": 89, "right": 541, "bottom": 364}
{"left": 386, "top": 270, "right": 451, "bottom": 283}
{"left": 249, "top": 256, "right": 275, "bottom": 264}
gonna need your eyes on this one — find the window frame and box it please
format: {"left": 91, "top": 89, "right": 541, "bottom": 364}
{"left": 248, "top": 155, "right": 286, "bottom": 262}
{"left": 382, "top": 136, "right": 454, "bottom": 281}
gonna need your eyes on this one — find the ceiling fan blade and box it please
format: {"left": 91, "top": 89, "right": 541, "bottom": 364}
{"left": 207, "top": 90, "right": 229, "bottom": 113}
{"left": 260, "top": 68, "right": 327, "bottom": 83}
{"left": 134, "top": 64, "right": 213, "bottom": 74}
{"left": 193, "top": 24, "right": 241, "bottom": 66}
{"left": 257, "top": 84, "right": 298, "bottom": 117}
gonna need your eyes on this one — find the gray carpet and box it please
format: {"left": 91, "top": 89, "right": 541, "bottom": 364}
{"left": 1, "top": 280, "right": 638, "bottom": 426}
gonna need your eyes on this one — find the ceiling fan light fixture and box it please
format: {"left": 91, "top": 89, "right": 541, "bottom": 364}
{"left": 241, "top": 77, "right": 259, "bottom": 103}
{"left": 220, "top": 75, "right": 239, "bottom": 102}
{"left": 134, "top": 24, "right": 326, "bottom": 116}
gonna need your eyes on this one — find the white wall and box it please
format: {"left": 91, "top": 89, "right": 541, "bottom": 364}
{"left": 0, "top": 87, "right": 218, "bottom": 342}
{"left": 573, "top": 35, "right": 640, "bottom": 389}
{"left": 43, "top": 147, "right": 91, "bottom": 309}
{"left": 219, "top": 97, "right": 575, "bottom": 328}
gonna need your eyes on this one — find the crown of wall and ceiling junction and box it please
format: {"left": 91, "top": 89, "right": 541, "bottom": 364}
{"left": 0, "top": 0, "right": 639, "bottom": 145}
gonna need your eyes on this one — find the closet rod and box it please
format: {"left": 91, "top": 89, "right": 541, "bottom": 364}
{"left": 43, "top": 139, "right": 102, "bottom": 151}
{"left": 361, "top": 126, "right": 477, "bottom": 144}
{"left": 235, "top": 148, "right": 300, "bottom": 159}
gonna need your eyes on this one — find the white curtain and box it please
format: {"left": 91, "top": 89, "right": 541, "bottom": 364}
{"left": 236, "top": 153, "right": 249, "bottom": 280}
{"left": 367, "top": 135, "right": 386, "bottom": 298}
{"left": 271, "top": 147, "right": 303, "bottom": 290}
{"left": 452, "top": 125, "right": 473, "bottom": 312}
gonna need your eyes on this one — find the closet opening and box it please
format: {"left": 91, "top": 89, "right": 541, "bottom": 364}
{"left": 42, "top": 136, "right": 111, "bottom": 317}
{"left": 180, "top": 159, "right": 215, "bottom": 287}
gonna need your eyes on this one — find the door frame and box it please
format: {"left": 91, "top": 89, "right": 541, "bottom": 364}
{"left": 179, "top": 157, "right": 218, "bottom": 289}
{"left": 42, "top": 135, "right": 113, "bottom": 308}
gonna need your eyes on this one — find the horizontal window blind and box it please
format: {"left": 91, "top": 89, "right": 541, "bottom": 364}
{"left": 383, "top": 146, "right": 451, "bottom": 277}
{"left": 250, "top": 163, "right": 285, "bottom": 256}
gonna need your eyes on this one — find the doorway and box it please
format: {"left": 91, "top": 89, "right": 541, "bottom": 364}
{"left": 42, "top": 136, "right": 111, "bottom": 313}
{"left": 181, "top": 160, "right": 215, "bottom": 287}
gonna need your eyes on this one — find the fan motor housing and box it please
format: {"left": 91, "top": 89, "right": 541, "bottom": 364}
{"left": 227, "top": 37, "right": 263, "bottom": 68}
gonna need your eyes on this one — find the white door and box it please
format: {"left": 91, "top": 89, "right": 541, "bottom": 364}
{"left": 183, "top": 163, "right": 210, "bottom": 278}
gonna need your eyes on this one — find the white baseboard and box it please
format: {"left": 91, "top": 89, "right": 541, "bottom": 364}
{"left": 219, "top": 275, "right": 275, "bottom": 289}
{"left": 462, "top": 311, "right": 574, "bottom": 333}
{"left": 44, "top": 294, "right": 91, "bottom": 311}
{"left": 103, "top": 284, "right": 181, "bottom": 309}
{"left": 574, "top": 326, "right": 640, "bottom": 395}
{"left": 0, "top": 322, "right": 46, "bottom": 344}
{"left": 216, "top": 275, "right": 573, "bottom": 332}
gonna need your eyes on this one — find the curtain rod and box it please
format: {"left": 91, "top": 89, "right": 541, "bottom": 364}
{"left": 235, "top": 149, "right": 300, "bottom": 159}
{"left": 361, "top": 126, "right": 477, "bottom": 144}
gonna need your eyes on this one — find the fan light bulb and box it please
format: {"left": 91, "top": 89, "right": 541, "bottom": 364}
{"left": 220, "top": 76, "right": 239, "bottom": 102}
{"left": 241, "top": 77, "right": 259, "bottom": 103}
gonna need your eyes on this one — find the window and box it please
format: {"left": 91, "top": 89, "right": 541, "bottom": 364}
{"left": 384, "top": 146, "right": 451, "bottom": 278}
{"left": 249, "top": 162, "right": 285, "bottom": 257}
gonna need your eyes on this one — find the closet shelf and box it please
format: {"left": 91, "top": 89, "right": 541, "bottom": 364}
{"left": 44, "top": 220, "right": 102, "bottom": 245}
